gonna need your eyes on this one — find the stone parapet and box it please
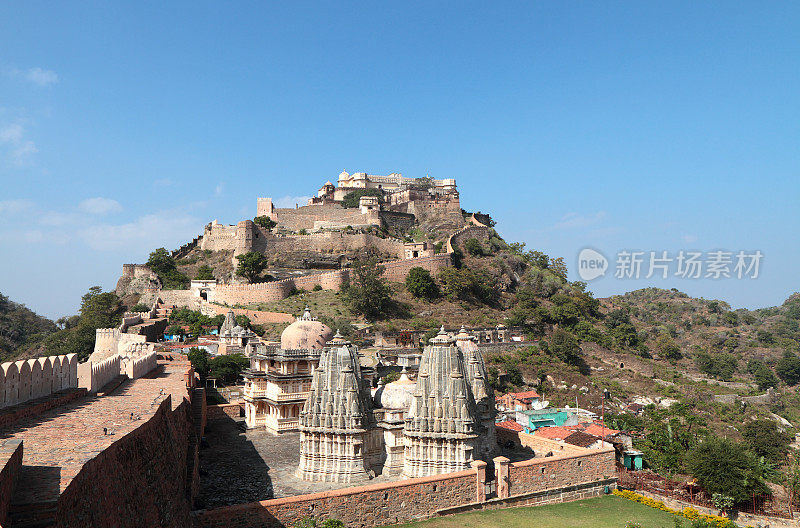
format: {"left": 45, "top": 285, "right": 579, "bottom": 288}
{"left": 0, "top": 354, "right": 78, "bottom": 409}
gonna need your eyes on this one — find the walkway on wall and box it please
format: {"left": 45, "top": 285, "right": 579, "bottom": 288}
{"left": 0, "top": 361, "right": 190, "bottom": 528}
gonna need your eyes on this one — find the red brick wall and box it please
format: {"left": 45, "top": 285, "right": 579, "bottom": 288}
{"left": 194, "top": 469, "right": 479, "bottom": 528}
{"left": 0, "top": 438, "right": 23, "bottom": 526}
{"left": 207, "top": 403, "right": 242, "bottom": 421}
{"left": 507, "top": 448, "right": 616, "bottom": 497}
{"left": 55, "top": 396, "right": 198, "bottom": 528}
{"left": 0, "top": 388, "right": 86, "bottom": 429}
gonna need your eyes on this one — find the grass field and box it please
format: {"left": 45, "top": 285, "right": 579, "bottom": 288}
{"left": 391, "top": 496, "right": 678, "bottom": 528}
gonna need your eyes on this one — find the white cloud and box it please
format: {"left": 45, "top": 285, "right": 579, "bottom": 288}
{"left": 274, "top": 195, "right": 312, "bottom": 208}
{"left": 9, "top": 67, "right": 59, "bottom": 87}
{"left": 0, "top": 122, "right": 37, "bottom": 166}
{"left": 77, "top": 212, "right": 200, "bottom": 252}
{"left": 39, "top": 211, "right": 82, "bottom": 227}
{"left": 215, "top": 183, "right": 224, "bottom": 196}
{"left": 153, "top": 178, "right": 174, "bottom": 187}
{"left": 0, "top": 199, "right": 34, "bottom": 216}
{"left": 551, "top": 211, "right": 607, "bottom": 230}
{"left": 682, "top": 234, "right": 698, "bottom": 244}
{"left": 79, "top": 197, "right": 123, "bottom": 215}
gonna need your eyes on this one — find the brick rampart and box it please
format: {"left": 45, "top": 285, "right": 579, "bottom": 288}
{"left": 206, "top": 403, "right": 243, "bottom": 421}
{"left": 506, "top": 447, "right": 616, "bottom": 497}
{"left": 0, "top": 388, "right": 86, "bottom": 429}
{"left": 193, "top": 468, "right": 478, "bottom": 528}
{"left": 0, "top": 439, "right": 23, "bottom": 526}
{"left": 54, "top": 395, "right": 197, "bottom": 528}
{"left": 193, "top": 445, "right": 616, "bottom": 528}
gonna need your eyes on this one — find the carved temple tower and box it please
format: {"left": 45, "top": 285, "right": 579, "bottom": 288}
{"left": 402, "top": 327, "right": 481, "bottom": 478}
{"left": 296, "top": 331, "right": 378, "bottom": 483}
{"left": 455, "top": 325, "right": 498, "bottom": 462}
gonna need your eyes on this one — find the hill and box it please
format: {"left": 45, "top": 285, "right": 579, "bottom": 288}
{"left": 0, "top": 293, "right": 59, "bottom": 361}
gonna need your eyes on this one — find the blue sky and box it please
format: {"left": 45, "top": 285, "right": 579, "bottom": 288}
{"left": 0, "top": 2, "right": 798, "bottom": 319}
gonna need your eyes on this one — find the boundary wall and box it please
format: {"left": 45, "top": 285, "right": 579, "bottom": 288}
{"left": 0, "top": 438, "right": 23, "bottom": 526}
{"left": 123, "top": 352, "right": 158, "bottom": 380}
{"left": 210, "top": 254, "right": 452, "bottom": 306}
{"left": 192, "top": 444, "right": 616, "bottom": 528}
{"left": 54, "top": 395, "right": 198, "bottom": 528}
{"left": 0, "top": 354, "right": 78, "bottom": 409}
{"left": 78, "top": 355, "right": 121, "bottom": 393}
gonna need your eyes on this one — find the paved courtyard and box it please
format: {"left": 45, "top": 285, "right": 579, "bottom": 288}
{"left": 198, "top": 417, "right": 401, "bottom": 508}
{"left": 198, "top": 416, "right": 537, "bottom": 509}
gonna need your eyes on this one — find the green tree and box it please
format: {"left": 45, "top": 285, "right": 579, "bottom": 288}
{"left": 548, "top": 328, "right": 585, "bottom": 370}
{"left": 695, "top": 351, "right": 738, "bottom": 381}
{"left": 747, "top": 359, "right": 778, "bottom": 390}
{"left": 343, "top": 258, "right": 393, "bottom": 320}
{"left": 341, "top": 188, "right": 383, "bottom": 208}
{"left": 688, "top": 438, "right": 768, "bottom": 503}
{"left": 777, "top": 351, "right": 800, "bottom": 385}
{"left": 195, "top": 264, "right": 214, "bottom": 280}
{"left": 209, "top": 353, "right": 249, "bottom": 384}
{"left": 253, "top": 215, "right": 277, "bottom": 230}
{"left": 741, "top": 419, "right": 792, "bottom": 463}
{"left": 405, "top": 266, "right": 439, "bottom": 300}
{"left": 79, "top": 286, "right": 123, "bottom": 329}
{"left": 129, "top": 303, "right": 151, "bottom": 313}
{"left": 187, "top": 348, "right": 210, "bottom": 380}
{"left": 147, "top": 247, "right": 189, "bottom": 289}
{"left": 235, "top": 252, "right": 268, "bottom": 283}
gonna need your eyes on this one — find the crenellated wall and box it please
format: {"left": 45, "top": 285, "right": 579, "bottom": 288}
{"left": 78, "top": 355, "right": 121, "bottom": 393}
{"left": 122, "top": 352, "right": 157, "bottom": 380}
{"left": 446, "top": 225, "right": 490, "bottom": 254}
{"left": 0, "top": 354, "right": 78, "bottom": 409}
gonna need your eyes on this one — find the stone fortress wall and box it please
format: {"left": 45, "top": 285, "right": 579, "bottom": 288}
{"left": 209, "top": 253, "right": 453, "bottom": 306}
{"left": 0, "top": 354, "right": 79, "bottom": 409}
{"left": 198, "top": 219, "right": 408, "bottom": 260}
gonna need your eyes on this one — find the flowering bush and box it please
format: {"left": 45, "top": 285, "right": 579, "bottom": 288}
{"left": 612, "top": 489, "right": 738, "bottom": 528}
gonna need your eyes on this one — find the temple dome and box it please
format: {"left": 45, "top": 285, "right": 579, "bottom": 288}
{"left": 281, "top": 307, "right": 333, "bottom": 350}
{"left": 374, "top": 371, "right": 417, "bottom": 410}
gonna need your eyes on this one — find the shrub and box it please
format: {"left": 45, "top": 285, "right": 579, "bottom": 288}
{"left": 464, "top": 238, "right": 485, "bottom": 256}
{"left": 776, "top": 350, "right": 800, "bottom": 385}
{"left": 195, "top": 264, "right": 214, "bottom": 280}
{"left": 147, "top": 247, "right": 189, "bottom": 289}
{"left": 405, "top": 267, "right": 439, "bottom": 300}
{"left": 694, "top": 351, "right": 738, "bottom": 381}
{"left": 253, "top": 215, "right": 277, "bottom": 230}
{"left": 341, "top": 188, "right": 383, "bottom": 208}
{"left": 688, "top": 437, "right": 767, "bottom": 503}
{"left": 129, "top": 303, "right": 150, "bottom": 313}
{"left": 656, "top": 334, "right": 682, "bottom": 360}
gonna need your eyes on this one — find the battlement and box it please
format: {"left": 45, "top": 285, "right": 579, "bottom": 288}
{"left": 0, "top": 354, "right": 79, "bottom": 409}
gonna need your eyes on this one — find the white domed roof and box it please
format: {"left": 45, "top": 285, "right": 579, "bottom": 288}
{"left": 374, "top": 372, "right": 417, "bottom": 410}
{"left": 280, "top": 307, "right": 333, "bottom": 350}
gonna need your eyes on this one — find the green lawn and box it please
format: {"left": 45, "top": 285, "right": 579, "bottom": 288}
{"left": 391, "top": 496, "right": 677, "bottom": 528}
